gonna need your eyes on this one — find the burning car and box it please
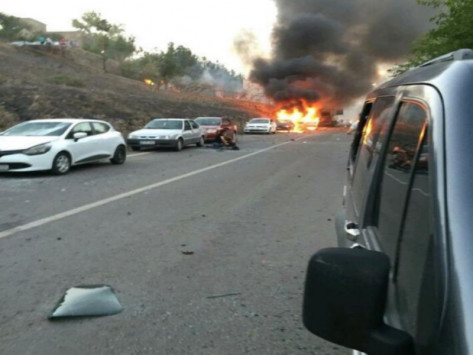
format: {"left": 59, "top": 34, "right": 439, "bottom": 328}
{"left": 298, "top": 120, "right": 319, "bottom": 133}
{"left": 276, "top": 119, "right": 295, "bottom": 132}
{"left": 276, "top": 103, "right": 322, "bottom": 133}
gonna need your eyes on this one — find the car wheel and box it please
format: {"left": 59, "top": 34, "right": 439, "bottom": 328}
{"left": 131, "top": 146, "right": 141, "bottom": 152}
{"left": 196, "top": 136, "right": 205, "bottom": 147}
{"left": 110, "top": 145, "right": 126, "bottom": 164}
{"left": 52, "top": 152, "right": 71, "bottom": 175}
{"left": 175, "top": 138, "right": 184, "bottom": 151}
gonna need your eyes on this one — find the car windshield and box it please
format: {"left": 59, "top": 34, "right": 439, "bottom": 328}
{"left": 250, "top": 119, "right": 270, "bottom": 124}
{"left": 145, "top": 120, "right": 183, "bottom": 130}
{"left": 2, "top": 121, "right": 72, "bottom": 136}
{"left": 195, "top": 118, "right": 221, "bottom": 126}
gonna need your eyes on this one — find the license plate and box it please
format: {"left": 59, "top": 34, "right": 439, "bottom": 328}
{"left": 140, "top": 140, "right": 156, "bottom": 145}
{"left": 0, "top": 165, "right": 9, "bottom": 171}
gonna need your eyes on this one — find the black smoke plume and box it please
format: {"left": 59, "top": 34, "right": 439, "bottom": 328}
{"left": 248, "top": 0, "right": 433, "bottom": 108}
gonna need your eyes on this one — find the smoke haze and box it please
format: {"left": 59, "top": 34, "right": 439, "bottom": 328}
{"left": 246, "top": 0, "right": 434, "bottom": 108}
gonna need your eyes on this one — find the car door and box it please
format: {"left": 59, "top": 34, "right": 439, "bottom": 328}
{"left": 189, "top": 120, "right": 201, "bottom": 142}
{"left": 91, "top": 121, "right": 115, "bottom": 156}
{"left": 360, "top": 99, "right": 443, "bottom": 353}
{"left": 66, "top": 122, "right": 98, "bottom": 163}
{"left": 182, "top": 120, "right": 194, "bottom": 145}
{"left": 342, "top": 95, "right": 396, "bottom": 243}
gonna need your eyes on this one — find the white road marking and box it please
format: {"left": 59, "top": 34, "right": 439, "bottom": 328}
{"left": 0, "top": 138, "right": 306, "bottom": 239}
{"left": 127, "top": 152, "right": 150, "bottom": 158}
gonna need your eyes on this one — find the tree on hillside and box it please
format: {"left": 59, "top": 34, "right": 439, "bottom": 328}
{"left": 120, "top": 42, "right": 243, "bottom": 93}
{"left": 158, "top": 43, "right": 200, "bottom": 86}
{"left": 72, "top": 12, "right": 136, "bottom": 72}
{"left": 121, "top": 52, "right": 161, "bottom": 82}
{"left": 391, "top": 0, "right": 473, "bottom": 75}
{"left": 0, "top": 13, "right": 31, "bottom": 41}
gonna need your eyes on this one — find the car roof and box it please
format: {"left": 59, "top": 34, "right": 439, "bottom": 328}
{"left": 195, "top": 117, "right": 222, "bottom": 120}
{"left": 373, "top": 49, "right": 473, "bottom": 92}
{"left": 26, "top": 118, "right": 106, "bottom": 123}
{"left": 150, "top": 118, "right": 187, "bottom": 121}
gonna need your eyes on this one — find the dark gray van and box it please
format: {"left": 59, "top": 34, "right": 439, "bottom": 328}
{"left": 303, "top": 49, "right": 473, "bottom": 354}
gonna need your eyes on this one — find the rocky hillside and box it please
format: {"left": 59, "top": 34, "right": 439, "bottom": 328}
{"left": 0, "top": 42, "right": 273, "bottom": 135}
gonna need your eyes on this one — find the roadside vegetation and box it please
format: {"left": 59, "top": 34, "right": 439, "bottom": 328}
{"left": 391, "top": 0, "right": 473, "bottom": 74}
{"left": 0, "top": 11, "right": 272, "bottom": 133}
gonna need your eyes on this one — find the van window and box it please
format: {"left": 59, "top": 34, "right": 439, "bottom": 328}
{"left": 350, "top": 96, "right": 395, "bottom": 215}
{"left": 374, "top": 102, "right": 427, "bottom": 262}
{"left": 349, "top": 101, "right": 373, "bottom": 164}
{"left": 395, "top": 130, "right": 439, "bottom": 347}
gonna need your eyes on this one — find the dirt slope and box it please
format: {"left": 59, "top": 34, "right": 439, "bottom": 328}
{"left": 0, "top": 42, "right": 273, "bottom": 134}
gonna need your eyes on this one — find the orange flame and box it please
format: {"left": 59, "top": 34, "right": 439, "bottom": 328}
{"left": 276, "top": 102, "right": 320, "bottom": 133}
{"left": 144, "top": 78, "right": 155, "bottom": 86}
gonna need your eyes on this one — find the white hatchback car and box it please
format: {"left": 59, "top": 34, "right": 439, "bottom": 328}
{"left": 127, "top": 118, "right": 204, "bottom": 151}
{"left": 0, "top": 119, "right": 126, "bottom": 175}
{"left": 243, "top": 118, "right": 277, "bottom": 134}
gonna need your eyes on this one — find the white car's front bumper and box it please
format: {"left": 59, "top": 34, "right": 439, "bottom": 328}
{"left": 0, "top": 151, "right": 55, "bottom": 172}
{"left": 244, "top": 125, "right": 270, "bottom": 133}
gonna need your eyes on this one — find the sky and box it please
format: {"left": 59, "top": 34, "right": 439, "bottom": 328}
{"left": 2, "top": 0, "right": 278, "bottom": 74}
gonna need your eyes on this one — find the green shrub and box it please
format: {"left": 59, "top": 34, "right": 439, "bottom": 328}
{"left": 50, "top": 75, "right": 85, "bottom": 88}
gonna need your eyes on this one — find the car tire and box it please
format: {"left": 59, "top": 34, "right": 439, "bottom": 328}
{"left": 110, "top": 145, "right": 126, "bottom": 164}
{"left": 196, "top": 136, "right": 205, "bottom": 147}
{"left": 52, "top": 152, "right": 71, "bottom": 175}
{"left": 175, "top": 138, "right": 184, "bottom": 151}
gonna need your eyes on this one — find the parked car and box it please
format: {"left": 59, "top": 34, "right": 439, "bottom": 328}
{"left": 276, "top": 119, "right": 294, "bottom": 132}
{"left": 303, "top": 49, "right": 473, "bottom": 354}
{"left": 194, "top": 117, "right": 237, "bottom": 141}
{"left": 0, "top": 119, "right": 126, "bottom": 175}
{"left": 244, "top": 118, "right": 277, "bottom": 134}
{"left": 127, "top": 118, "right": 204, "bottom": 151}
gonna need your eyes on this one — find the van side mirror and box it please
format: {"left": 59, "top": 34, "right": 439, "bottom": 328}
{"left": 303, "top": 248, "right": 414, "bottom": 354}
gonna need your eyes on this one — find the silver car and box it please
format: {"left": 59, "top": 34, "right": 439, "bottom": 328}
{"left": 127, "top": 118, "right": 204, "bottom": 151}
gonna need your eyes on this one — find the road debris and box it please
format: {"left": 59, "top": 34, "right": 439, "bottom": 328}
{"left": 49, "top": 285, "right": 123, "bottom": 320}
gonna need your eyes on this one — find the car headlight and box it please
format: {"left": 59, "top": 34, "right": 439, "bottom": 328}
{"left": 128, "top": 134, "right": 137, "bottom": 139}
{"left": 23, "top": 143, "right": 52, "bottom": 155}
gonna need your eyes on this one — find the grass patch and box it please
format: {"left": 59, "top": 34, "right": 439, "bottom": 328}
{"left": 50, "top": 75, "right": 85, "bottom": 88}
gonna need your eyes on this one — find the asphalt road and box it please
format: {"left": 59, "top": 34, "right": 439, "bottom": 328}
{"left": 0, "top": 128, "right": 351, "bottom": 355}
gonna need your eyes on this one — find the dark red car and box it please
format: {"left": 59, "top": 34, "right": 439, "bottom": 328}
{"left": 194, "top": 117, "right": 237, "bottom": 141}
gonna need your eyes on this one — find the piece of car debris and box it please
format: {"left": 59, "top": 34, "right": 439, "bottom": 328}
{"left": 49, "top": 285, "right": 123, "bottom": 320}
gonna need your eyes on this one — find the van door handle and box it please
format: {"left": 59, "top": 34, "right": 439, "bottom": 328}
{"left": 344, "top": 221, "right": 360, "bottom": 240}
